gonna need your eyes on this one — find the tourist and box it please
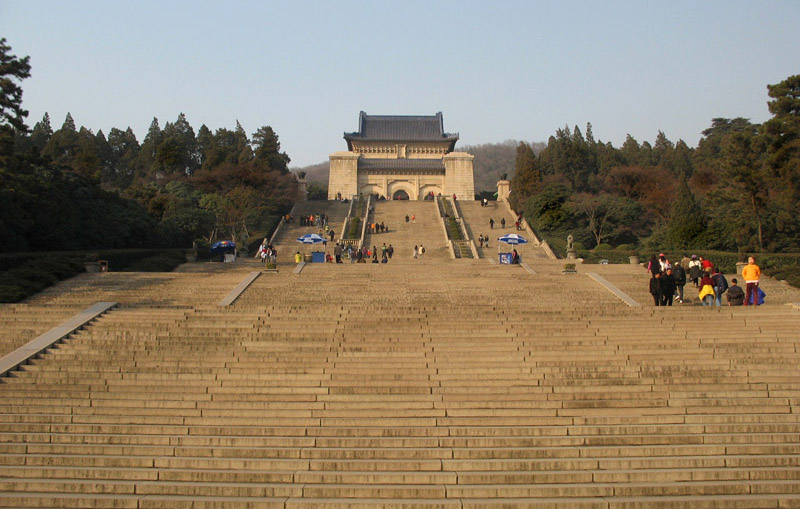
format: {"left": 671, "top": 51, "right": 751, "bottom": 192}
{"left": 381, "top": 243, "right": 387, "bottom": 258}
{"left": 405, "top": 214, "right": 409, "bottom": 223}
{"left": 649, "top": 272, "right": 663, "bottom": 306}
{"left": 412, "top": 214, "right": 416, "bottom": 223}
{"left": 647, "top": 255, "right": 660, "bottom": 277}
{"left": 672, "top": 263, "right": 687, "bottom": 303}
{"left": 712, "top": 267, "right": 728, "bottom": 307}
{"left": 501, "top": 218, "right": 506, "bottom": 228}
{"left": 700, "top": 256, "right": 713, "bottom": 272}
{"left": 413, "top": 245, "right": 418, "bottom": 259}
{"left": 387, "top": 244, "right": 394, "bottom": 259}
{"left": 660, "top": 268, "right": 676, "bottom": 306}
{"left": 699, "top": 271, "right": 716, "bottom": 306}
{"left": 680, "top": 253, "right": 691, "bottom": 271}
{"left": 512, "top": 249, "right": 520, "bottom": 264}
{"left": 255, "top": 238, "right": 268, "bottom": 259}
{"left": 372, "top": 246, "right": 378, "bottom": 261}
{"left": 294, "top": 251, "right": 302, "bottom": 264}
{"left": 489, "top": 218, "right": 494, "bottom": 229}
{"left": 334, "top": 244, "right": 342, "bottom": 263}
{"left": 727, "top": 278, "right": 745, "bottom": 306}
{"left": 419, "top": 245, "right": 425, "bottom": 257}
{"left": 658, "top": 253, "right": 671, "bottom": 272}
{"left": 381, "top": 254, "right": 388, "bottom": 263}
{"left": 742, "top": 256, "right": 761, "bottom": 306}
{"left": 688, "top": 255, "right": 702, "bottom": 287}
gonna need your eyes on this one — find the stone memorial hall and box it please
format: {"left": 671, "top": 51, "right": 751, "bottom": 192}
{"left": 327, "top": 111, "right": 475, "bottom": 200}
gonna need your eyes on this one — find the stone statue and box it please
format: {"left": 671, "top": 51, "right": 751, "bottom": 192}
{"left": 566, "top": 234, "right": 577, "bottom": 260}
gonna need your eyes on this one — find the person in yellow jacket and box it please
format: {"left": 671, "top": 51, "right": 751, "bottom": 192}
{"left": 698, "top": 271, "right": 716, "bottom": 306}
{"left": 294, "top": 251, "right": 303, "bottom": 264}
{"left": 741, "top": 256, "right": 761, "bottom": 306}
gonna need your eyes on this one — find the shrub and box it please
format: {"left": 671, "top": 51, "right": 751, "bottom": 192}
{"left": 595, "top": 243, "right": 613, "bottom": 251}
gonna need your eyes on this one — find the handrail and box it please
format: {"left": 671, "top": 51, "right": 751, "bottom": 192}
{"left": 268, "top": 203, "right": 297, "bottom": 245}
{"left": 499, "top": 198, "right": 559, "bottom": 260}
{"left": 358, "top": 194, "right": 371, "bottom": 250}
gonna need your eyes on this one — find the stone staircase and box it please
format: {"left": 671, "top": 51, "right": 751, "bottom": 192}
{"left": 363, "top": 201, "right": 449, "bottom": 261}
{"left": 1, "top": 203, "right": 800, "bottom": 507}
{"left": 457, "top": 200, "right": 549, "bottom": 261}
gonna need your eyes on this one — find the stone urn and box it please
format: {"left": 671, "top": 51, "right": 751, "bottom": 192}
{"left": 629, "top": 255, "right": 640, "bottom": 265}
{"left": 185, "top": 253, "right": 197, "bottom": 263}
{"left": 84, "top": 262, "right": 101, "bottom": 273}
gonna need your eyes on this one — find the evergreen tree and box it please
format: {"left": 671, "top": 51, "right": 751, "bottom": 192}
{"left": 41, "top": 113, "right": 80, "bottom": 167}
{"left": 763, "top": 74, "right": 800, "bottom": 204}
{"left": 106, "top": 127, "right": 139, "bottom": 190}
{"left": 509, "top": 142, "right": 540, "bottom": 211}
{"left": 0, "top": 38, "right": 31, "bottom": 132}
{"left": 30, "top": 112, "right": 53, "bottom": 152}
{"left": 666, "top": 173, "right": 705, "bottom": 249}
{"left": 138, "top": 117, "right": 162, "bottom": 178}
{"left": 252, "top": 125, "right": 290, "bottom": 172}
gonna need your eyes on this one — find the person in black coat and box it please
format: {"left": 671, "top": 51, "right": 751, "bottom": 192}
{"left": 660, "top": 268, "right": 677, "bottom": 306}
{"left": 649, "top": 272, "right": 663, "bottom": 306}
{"left": 672, "top": 264, "right": 687, "bottom": 303}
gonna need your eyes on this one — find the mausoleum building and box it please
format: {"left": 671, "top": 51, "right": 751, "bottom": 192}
{"left": 328, "top": 111, "right": 475, "bottom": 200}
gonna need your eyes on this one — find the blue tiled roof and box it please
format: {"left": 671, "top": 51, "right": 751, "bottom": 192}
{"left": 344, "top": 112, "right": 458, "bottom": 150}
{"left": 358, "top": 158, "right": 445, "bottom": 171}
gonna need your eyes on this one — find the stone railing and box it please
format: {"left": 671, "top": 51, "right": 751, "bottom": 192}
{"left": 268, "top": 203, "right": 297, "bottom": 245}
{"left": 499, "top": 198, "right": 559, "bottom": 260}
{"left": 357, "top": 194, "right": 372, "bottom": 250}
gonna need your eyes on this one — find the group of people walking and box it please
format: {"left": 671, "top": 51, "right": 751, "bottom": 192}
{"left": 648, "top": 253, "right": 761, "bottom": 307}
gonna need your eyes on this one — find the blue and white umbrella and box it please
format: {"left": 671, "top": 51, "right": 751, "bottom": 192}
{"left": 497, "top": 233, "right": 528, "bottom": 245}
{"left": 296, "top": 233, "right": 325, "bottom": 244}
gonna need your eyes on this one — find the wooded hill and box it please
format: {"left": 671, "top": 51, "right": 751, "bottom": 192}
{"left": 510, "top": 74, "right": 800, "bottom": 255}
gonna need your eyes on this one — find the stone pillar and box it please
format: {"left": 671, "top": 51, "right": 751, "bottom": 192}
{"left": 496, "top": 180, "right": 510, "bottom": 202}
{"left": 443, "top": 152, "right": 475, "bottom": 200}
{"left": 328, "top": 152, "right": 360, "bottom": 199}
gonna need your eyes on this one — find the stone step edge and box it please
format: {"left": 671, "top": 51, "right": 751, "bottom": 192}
{"left": 0, "top": 302, "right": 117, "bottom": 378}
{"left": 586, "top": 273, "right": 640, "bottom": 307}
{"left": 218, "top": 272, "right": 261, "bottom": 306}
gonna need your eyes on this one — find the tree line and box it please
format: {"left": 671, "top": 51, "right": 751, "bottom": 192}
{"left": 510, "top": 74, "right": 800, "bottom": 254}
{"left": 0, "top": 38, "right": 296, "bottom": 253}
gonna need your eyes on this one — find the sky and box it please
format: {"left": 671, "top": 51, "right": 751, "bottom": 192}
{"left": 2, "top": 0, "right": 799, "bottom": 167}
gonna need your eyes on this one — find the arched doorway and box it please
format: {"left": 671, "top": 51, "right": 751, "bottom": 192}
{"left": 393, "top": 190, "right": 410, "bottom": 200}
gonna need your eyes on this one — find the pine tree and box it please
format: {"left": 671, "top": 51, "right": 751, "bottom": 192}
{"left": 509, "top": 142, "right": 540, "bottom": 211}
{"left": 666, "top": 173, "right": 705, "bottom": 249}
{"left": 0, "top": 38, "right": 31, "bottom": 132}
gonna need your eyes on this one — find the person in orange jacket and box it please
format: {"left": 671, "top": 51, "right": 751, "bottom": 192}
{"left": 741, "top": 256, "right": 761, "bottom": 306}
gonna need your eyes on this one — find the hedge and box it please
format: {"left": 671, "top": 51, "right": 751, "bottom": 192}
{"left": 0, "top": 249, "right": 186, "bottom": 303}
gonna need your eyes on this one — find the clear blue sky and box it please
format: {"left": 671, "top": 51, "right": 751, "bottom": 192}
{"left": 2, "top": 0, "right": 798, "bottom": 167}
